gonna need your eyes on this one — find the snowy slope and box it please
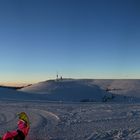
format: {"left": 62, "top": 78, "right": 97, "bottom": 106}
{"left": 0, "top": 87, "right": 48, "bottom": 101}
{"left": 90, "top": 79, "right": 140, "bottom": 97}
{"left": 20, "top": 79, "right": 140, "bottom": 97}
{"left": 19, "top": 79, "right": 140, "bottom": 102}
{"left": 20, "top": 79, "right": 110, "bottom": 101}
{"left": 1, "top": 79, "right": 139, "bottom": 102}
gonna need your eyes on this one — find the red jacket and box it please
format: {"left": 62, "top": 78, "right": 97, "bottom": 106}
{"left": 2, "top": 119, "right": 30, "bottom": 140}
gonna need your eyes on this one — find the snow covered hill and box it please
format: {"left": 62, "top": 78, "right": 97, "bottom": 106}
{"left": 1, "top": 80, "right": 140, "bottom": 139}
{"left": 19, "top": 79, "right": 140, "bottom": 102}
{"left": 1, "top": 79, "right": 140, "bottom": 102}
{"left": 20, "top": 79, "right": 140, "bottom": 97}
{"left": 20, "top": 79, "right": 110, "bottom": 102}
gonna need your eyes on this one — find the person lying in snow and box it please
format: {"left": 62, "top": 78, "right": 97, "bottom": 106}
{"left": 1, "top": 112, "right": 30, "bottom": 140}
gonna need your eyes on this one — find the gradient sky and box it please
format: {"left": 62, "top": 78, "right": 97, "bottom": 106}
{"left": 0, "top": 0, "right": 140, "bottom": 84}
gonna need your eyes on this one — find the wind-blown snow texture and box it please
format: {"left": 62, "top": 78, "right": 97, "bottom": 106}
{"left": 1, "top": 79, "right": 140, "bottom": 139}
{"left": 0, "top": 101, "right": 140, "bottom": 140}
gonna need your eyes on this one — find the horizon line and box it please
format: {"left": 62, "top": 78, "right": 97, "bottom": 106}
{"left": 1, "top": 78, "right": 140, "bottom": 87}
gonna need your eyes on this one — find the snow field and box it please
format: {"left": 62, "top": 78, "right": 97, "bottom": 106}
{"left": 0, "top": 101, "right": 140, "bottom": 140}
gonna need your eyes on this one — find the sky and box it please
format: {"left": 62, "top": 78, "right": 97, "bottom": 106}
{"left": 0, "top": 0, "right": 140, "bottom": 85}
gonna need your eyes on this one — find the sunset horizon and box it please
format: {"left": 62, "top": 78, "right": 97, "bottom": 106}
{"left": 0, "top": 0, "right": 140, "bottom": 84}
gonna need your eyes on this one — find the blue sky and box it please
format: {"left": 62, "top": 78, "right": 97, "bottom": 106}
{"left": 0, "top": 0, "right": 140, "bottom": 84}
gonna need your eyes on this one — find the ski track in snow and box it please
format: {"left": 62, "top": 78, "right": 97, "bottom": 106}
{"left": 0, "top": 103, "right": 60, "bottom": 140}
{"left": 0, "top": 102, "right": 140, "bottom": 139}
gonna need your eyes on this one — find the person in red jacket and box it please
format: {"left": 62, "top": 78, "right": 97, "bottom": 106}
{"left": 1, "top": 112, "right": 30, "bottom": 140}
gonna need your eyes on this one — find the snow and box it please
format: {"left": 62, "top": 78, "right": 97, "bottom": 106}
{"left": 0, "top": 79, "right": 140, "bottom": 139}
{"left": 90, "top": 79, "right": 140, "bottom": 97}
{"left": 19, "top": 80, "right": 111, "bottom": 102}
{"left": 0, "top": 87, "right": 44, "bottom": 101}
{"left": 0, "top": 101, "right": 140, "bottom": 140}
{"left": 20, "top": 79, "right": 140, "bottom": 97}
{"left": 19, "top": 79, "right": 140, "bottom": 102}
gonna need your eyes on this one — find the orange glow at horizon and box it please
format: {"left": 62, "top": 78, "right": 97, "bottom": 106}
{"left": 0, "top": 82, "right": 32, "bottom": 87}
